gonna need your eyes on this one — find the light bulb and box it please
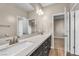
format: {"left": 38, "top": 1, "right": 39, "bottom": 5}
{"left": 36, "top": 9, "right": 44, "bottom": 15}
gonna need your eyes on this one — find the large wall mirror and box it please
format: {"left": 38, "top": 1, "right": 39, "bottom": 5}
{"left": 17, "top": 16, "right": 37, "bottom": 38}
{"left": 0, "top": 16, "right": 37, "bottom": 47}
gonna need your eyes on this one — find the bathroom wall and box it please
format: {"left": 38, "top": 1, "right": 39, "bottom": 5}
{"left": 28, "top": 3, "right": 68, "bottom": 48}
{"left": 0, "top": 4, "right": 27, "bottom": 37}
{"left": 54, "top": 19, "right": 64, "bottom": 37}
{"left": 28, "top": 3, "right": 67, "bottom": 33}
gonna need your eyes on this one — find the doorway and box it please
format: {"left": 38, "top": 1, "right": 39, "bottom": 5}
{"left": 54, "top": 15, "right": 64, "bottom": 56}
{"left": 49, "top": 14, "right": 65, "bottom": 56}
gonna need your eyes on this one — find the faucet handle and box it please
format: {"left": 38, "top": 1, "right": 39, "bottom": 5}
{"left": 16, "top": 38, "right": 18, "bottom": 43}
{"left": 9, "top": 36, "right": 18, "bottom": 45}
{"left": 13, "top": 36, "right": 18, "bottom": 43}
{"left": 13, "top": 37, "right": 16, "bottom": 44}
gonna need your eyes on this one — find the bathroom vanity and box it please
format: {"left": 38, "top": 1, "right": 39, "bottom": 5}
{"left": 30, "top": 35, "right": 51, "bottom": 56}
{"left": 0, "top": 33, "right": 51, "bottom": 56}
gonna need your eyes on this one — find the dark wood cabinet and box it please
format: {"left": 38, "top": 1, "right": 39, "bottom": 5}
{"left": 30, "top": 35, "right": 51, "bottom": 56}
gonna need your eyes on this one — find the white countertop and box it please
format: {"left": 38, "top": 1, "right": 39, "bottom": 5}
{"left": 0, "top": 33, "right": 51, "bottom": 56}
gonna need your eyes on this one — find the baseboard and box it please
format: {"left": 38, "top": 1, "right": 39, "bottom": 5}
{"left": 67, "top": 52, "right": 79, "bottom": 56}
{"left": 51, "top": 47, "right": 65, "bottom": 50}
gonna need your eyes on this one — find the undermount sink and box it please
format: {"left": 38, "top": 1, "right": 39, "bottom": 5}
{"left": 0, "top": 41, "right": 33, "bottom": 56}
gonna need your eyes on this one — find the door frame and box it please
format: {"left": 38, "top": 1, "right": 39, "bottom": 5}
{"left": 51, "top": 12, "right": 66, "bottom": 55}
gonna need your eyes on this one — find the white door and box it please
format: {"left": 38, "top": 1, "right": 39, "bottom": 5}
{"left": 70, "top": 10, "right": 79, "bottom": 55}
{"left": 70, "top": 11, "right": 75, "bottom": 54}
{"left": 75, "top": 10, "right": 79, "bottom": 55}
{"left": 64, "top": 8, "right": 69, "bottom": 56}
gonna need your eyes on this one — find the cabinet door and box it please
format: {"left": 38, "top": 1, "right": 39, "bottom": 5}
{"left": 48, "top": 36, "right": 51, "bottom": 48}
{"left": 42, "top": 39, "right": 49, "bottom": 56}
{"left": 30, "top": 36, "right": 51, "bottom": 56}
{"left": 30, "top": 44, "right": 43, "bottom": 56}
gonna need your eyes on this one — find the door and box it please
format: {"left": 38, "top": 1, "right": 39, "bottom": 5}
{"left": 64, "top": 8, "right": 69, "bottom": 56}
{"left": 70, "top": 10, "right": 79, "bottom": 55}
{"left": 70, "top": 11, "right": 75, "bottom": 54}
{"left": 75, "top": 10, "right": 79, "bottom": 55}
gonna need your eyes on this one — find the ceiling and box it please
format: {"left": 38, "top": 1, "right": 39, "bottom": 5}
{"left": 40, "top": 3, "right": 54, "bottom": 7}
{"left": 15, "top": 3, "right": 34, "bottom": 12}
{"left": 15, "top": 3, "right": 54, "bottom": 12}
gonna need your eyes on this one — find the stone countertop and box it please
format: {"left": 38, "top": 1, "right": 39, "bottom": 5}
{"left": 0, "top": 33, "right": 51, "bottom": 56}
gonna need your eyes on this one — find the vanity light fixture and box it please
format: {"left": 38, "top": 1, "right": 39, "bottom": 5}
{"left": 36, "top": 9, "right": 44, "bottom": 15}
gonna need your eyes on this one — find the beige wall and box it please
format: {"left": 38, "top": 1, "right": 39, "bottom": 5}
{"left": 54, "top": 19, "right": 64, "bottom": 37}
{"left": 0, "top": 4, "right": 27, "bottom": 36}
{"left": 28, "top": 3, "right": 67, "bottom": 33}
{"left": 28, "top": 3, "right": 67, "bottom": 48}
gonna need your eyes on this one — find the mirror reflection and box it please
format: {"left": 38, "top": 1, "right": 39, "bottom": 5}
{"left": 0, "top": 16, "right": 37, "bottom": 48}
{"left": 0, "top": 3, "right": 42, "bottom": 50}
{"left": 17, "top": 17, "right": 37, "bottom": 38}
{"left": 0, "top": 16, "right": 37, "bottom": 46}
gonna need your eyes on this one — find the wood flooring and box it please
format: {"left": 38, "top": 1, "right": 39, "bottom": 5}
{"left": 49, "top": 38, "right": 64, "bottom": 56}
{"left": 49, "top": 49, "right": 64, "bottom": 56}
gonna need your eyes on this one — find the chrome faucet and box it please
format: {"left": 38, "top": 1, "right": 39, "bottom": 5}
{"left": 9, "top": 36, "right": 18, "bottom": 45}
{"left": 4, "top": 34, "right": 9, "bottom": 37}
